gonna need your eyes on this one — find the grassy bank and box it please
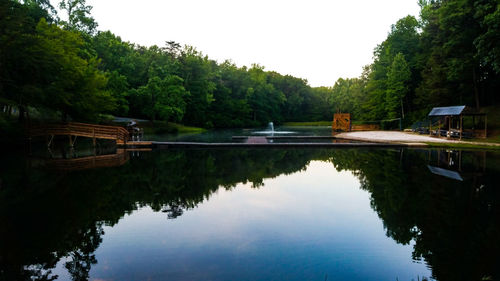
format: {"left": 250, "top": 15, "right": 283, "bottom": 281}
{"left": 424, "top": 141, "right": 500, "bottom": 151}
{"left": 142, "top": 121, "right": 206, "bottom": 135}
{"left": 283, "top": 121, "right": 331, "bottom": 126}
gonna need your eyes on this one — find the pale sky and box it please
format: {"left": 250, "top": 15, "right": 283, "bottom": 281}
{"left": 53, "top": 0, "right": 420, "bottom": 87}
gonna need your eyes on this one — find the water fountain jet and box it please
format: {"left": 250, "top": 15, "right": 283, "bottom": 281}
{"left": 252, "top": 121, "right": 294, "bottom": 135}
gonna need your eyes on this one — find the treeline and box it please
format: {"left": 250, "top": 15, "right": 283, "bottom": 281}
{"left": 1, "top": 0, "right": 499, "bottom": 128}
{"left": 0, "top": 0, "right": 331, "bottom": 128}
{"left": 328, "top": 0, "right": 500, "bottom": 123}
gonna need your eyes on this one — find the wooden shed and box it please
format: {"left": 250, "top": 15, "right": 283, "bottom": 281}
{"left": 332, "top": 113, "right": 351, "bottom": 132}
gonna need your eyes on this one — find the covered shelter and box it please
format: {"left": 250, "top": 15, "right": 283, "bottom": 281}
{"left": 428, "top": 105, "right": 487, "bottom": 140}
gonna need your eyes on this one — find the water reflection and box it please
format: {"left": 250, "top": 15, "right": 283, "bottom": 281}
{"left": 0, "top": 148, "right": 499, "bottom": 280}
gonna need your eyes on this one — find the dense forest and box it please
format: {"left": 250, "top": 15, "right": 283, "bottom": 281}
{"left": 1, "top": 0, "right": 499, "bottom": 128}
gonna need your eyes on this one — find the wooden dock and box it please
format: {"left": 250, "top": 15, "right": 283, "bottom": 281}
{"left": 122, "top": 141, "right": 153, "bottom": 147}
{"left": 29, "top": 122, "right": 130, "bottom": 145}
{"left": 232, "top": 136, "right": 339, "bottom": 140}
{"left": 150, "top": 141, "right": 428, "bottom": 149}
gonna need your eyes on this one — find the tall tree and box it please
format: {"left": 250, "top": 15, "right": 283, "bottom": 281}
{"left": 134, "top": 75, "right": 188, "bottom": 122}
{"left": 386, "top": 53, "right": 411, "bottom": 119}
{"left": 34, "top": 18, "right": 114, "bottom": 120}
{"left": 178, "top": 47, "right": 216, "bottom": 126}
{"left": 59, "top": 0, "right": 97, "bottom": 34}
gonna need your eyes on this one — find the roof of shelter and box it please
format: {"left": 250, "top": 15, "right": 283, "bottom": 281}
{"left": 427, "top": 165, "right": 463, "bottom": 181}
{"left": 428, "top": 105, "right": 466, "bottom": 116}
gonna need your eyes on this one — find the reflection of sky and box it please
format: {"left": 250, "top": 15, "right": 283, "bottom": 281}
{"left": 55, "top": 161, "right": 431, "bottom": 281}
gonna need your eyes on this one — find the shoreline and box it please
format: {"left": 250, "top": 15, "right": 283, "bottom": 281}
{"left": 335, "top": 131, "right": 500, "bottom": 150}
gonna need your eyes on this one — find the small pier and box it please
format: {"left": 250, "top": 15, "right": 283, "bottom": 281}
{"left": 123, "top": 141, "right": 153, "bottom": 148}
{"left": 29, "top": 122, "right": 130, "bottom": 146}
{"left": 149, "top": 141, "right": 427, "bottom": 149}
{"left": 232, "top": 136, "right": 339, "bottom": 140}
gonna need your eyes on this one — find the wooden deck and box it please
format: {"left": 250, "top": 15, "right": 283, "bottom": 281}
{"left": 152, "top": 141, "right": 428, "bottom": 148}
{"left": 233, "top": 136, "right": 340, "bottom": 140}
{"left": 29, "top": 122, "right": 130, "bottom": 145}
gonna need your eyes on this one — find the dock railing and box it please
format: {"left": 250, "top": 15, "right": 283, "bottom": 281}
{"left": 28, "top": 122, "right": 130, "bottom": 145}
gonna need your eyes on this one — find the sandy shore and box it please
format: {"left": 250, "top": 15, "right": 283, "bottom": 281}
{"left": 336, "top": 131, "right": 454, "bottom": 143}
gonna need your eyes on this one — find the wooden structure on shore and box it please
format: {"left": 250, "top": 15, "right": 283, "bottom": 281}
{"left": 332, "top": 113, "right": 351, "bottom": 131}
{"left": 428, "top": 105, "right": 487, "bottom": 140}
{"left": 28, "top": 122, "right": 130, "bottom": 146}
{"left": 351, "top": 124, "right": 380, "bottom": 131}
{"left": 332, "top": 113, "right": 381, "bottom": 131}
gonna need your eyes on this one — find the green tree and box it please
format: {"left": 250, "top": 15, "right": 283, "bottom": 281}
{"left": 34, "top": 19, "right": 114, "bottom": 120}
{"left": 386, "top": 53, "right": 411, "bottom": 119}
{"left": 364, "top": 15, "right": 420, "bottom": 121}
{"left": 59, "top": 0, "right": 97, "bottom": 34}
{"left": 475, "top": 3, "right": 500, "bottom": 74}
{"left": 106, "top": 71, "right": 129, "bottom": 116}
{"left": 135, "top": 75, "right": 188, "bottom": 122}
{"left": 246, "top": 65, "right": 286, "bottom": 125}
{"left": 207, "top": 61, "right": 252, "bottom": 127}
{"left": 178, "top": 46, "right": 216, "bottom": 126}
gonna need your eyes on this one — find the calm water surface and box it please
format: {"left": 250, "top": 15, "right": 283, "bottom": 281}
{"left": 145, "top": 125, "right": 333, "bottom": 142}
{"left": 1, "top": 147, "right": 499, "bottom": 281}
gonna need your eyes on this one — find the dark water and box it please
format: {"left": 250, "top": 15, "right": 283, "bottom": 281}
{"left": 1, "top": 147, "right": 499, "bottom": 281}
{"left": 145, "top": 125, "right": 334, "bottom": 142}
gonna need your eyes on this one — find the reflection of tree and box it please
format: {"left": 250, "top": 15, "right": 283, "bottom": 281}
{"left": 0, "top": 148, "right": 325, "bottom": 280}
{"left": 1, "top": 148, "right": 499, "bottom": 280}
{"left": 64, "top": 224, "right": 103, "bottom": 281}
{"left": 162, "top": 203, "right": 184, "bottom": 219}
{"left": 329, "top": 149, "right": 500, "bottom": 281}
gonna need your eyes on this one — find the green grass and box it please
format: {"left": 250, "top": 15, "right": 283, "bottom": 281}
{"left": 469, "top": 135, "right": 500, "bottom": 144}
{"left": 424, "top": 142, "right": 500, "bottom": 151}
{"left": 169, "top": 122, "right": 207, "bottom": 133}
{"left": 142, "top": 121, "right": 206, "bottom": 134}
{"left": 283, "top": 121, "right": 332, "bottom": 126}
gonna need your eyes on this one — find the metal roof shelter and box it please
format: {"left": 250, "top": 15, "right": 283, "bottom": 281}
{"left": 427, "top": 105, "right": 487, "bottom": 140}
{"left": 428, "top": 105, "right": 466, "bottom": 117}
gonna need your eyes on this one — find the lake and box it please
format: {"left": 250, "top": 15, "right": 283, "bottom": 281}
{"left": 1, "top": 145, "right": 499, "bottom": 281}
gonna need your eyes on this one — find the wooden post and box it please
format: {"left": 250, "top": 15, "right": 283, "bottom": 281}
{"left": 92, "top": 128, "right": 96, "bottom": 147}
{"left": 429, "top": 119, "right": 432, "bottom": 136}
{"left": 485, "top": 115, "right": 487, "bottom": 138}
{"left": 448, "top": 116, "right": 452, "bottom": 138}
{"left": 438, "top": 119, "right": 441, "bottom": 137}
{"left": 459, "top": 150, "right": 462, "bottom": 172}
{"left": 483, "top": 151, "right": 486, "bottom": 172}
{"left": 47, "top": 135, "right": 54, "bottom": 148}
{"left": 68, "top": 135, "right": 74, "bottom": 148}
{"left": 459, "top": 114, "right": 463, "bottom": 140}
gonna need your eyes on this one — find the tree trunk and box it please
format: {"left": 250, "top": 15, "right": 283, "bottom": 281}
{"left": 18, "top": 105, "right": 25, "bottom": 123}
{"left": 400, "top": 98, "right": 405, "bottom": 119}
{"left": 472, "top": 67, "right": 480, "bottom": 110}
